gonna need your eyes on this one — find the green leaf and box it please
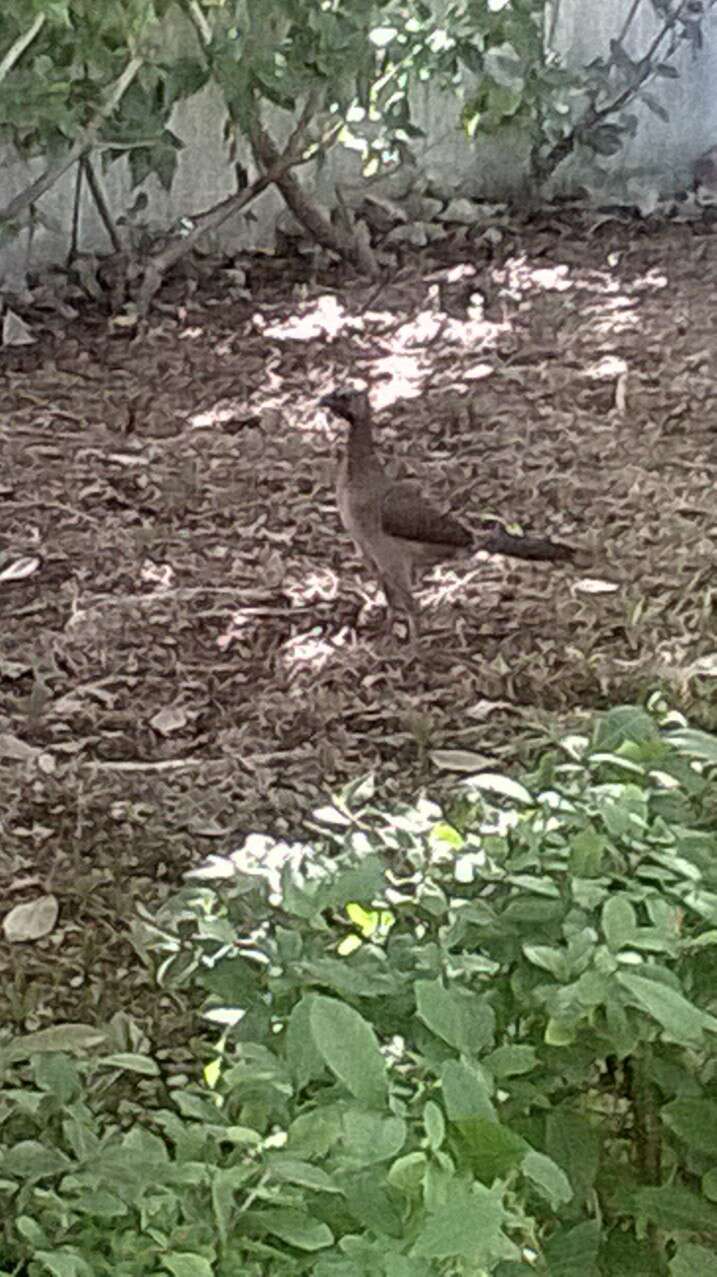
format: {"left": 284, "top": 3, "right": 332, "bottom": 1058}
{"left": 33, "top": 1253, "right": 94, "bottom": 1277}
{"left": 163, "top": 1255, "right": 215, "bottom": 1277}
{"left": 269, "top": 1158, "right": 341, "bottom": 1193}
{"left": 545, "top": 1018, "right": 576, "bottom": 1046}
{"left": 4, "top": 1140, "right": 72, "bottom": 1181}
{"left": 286, "top": 996, "right": 330, "bottom": 1090}
{"left": 617, "top": 971, "right": 717, "bottom": 1045}
{"left": 546, "top": 1112, "right": 600, "bottom": 1205}
{"left": 423, "top": 1100, "right": 445, "bottom": 1150}
{"left": 464, "top": 773, "right": 534, "bottom": 804}
{"left": 602, "top": 895, "right": 636, "bottom": 950}
{"left": 453, "top": 1116, "right": 527, "bottom": 1181}
{"left": 415, "top": 979, "right": 495, "bottom": 1052}
{"left": 341, "top": 1106, "right": 406, "bottom": 1167}
{"left": 0, "top": 1023, "right": 106, "bottom": 1065}
{"left": 670, "top": 1244, "right": 717, "bottom": 1277}
{"left": 162, "top": 56, "right": 210, "bottom": 107}
{"left": 288, "top": 1108, "right": 342, "bottom": 1159}
{"left": 97, "top": 1052, "right": 160, "bottom": 1075}
{"left": 71, "top": 1190, "right": 127, "bottom": 1218}
{"left": 309, "top": 996, "right": 387, "bottom": 1106}
{"left": 704, "top": 1169, "right": 717, "bottom": 1201}
{"left": 388, "top": 1151, "right": 428, "bottom": 1196}
{"left": 442, "top": 1060, "right": 495, "bottom": 1123}
{"left": 570, "top": 827, "right": 606, "bottom": 876}
{"left": 248, "top": 1208, "right": 333, "bottom": 1251}
{"left": 640, "top": 91, "right": 669, "bottom": 123}
{"left": 633, "top": 1183, "right": 717, "bottom": 1233}
{"left": 666, "top": 727, "right": 717, "bottom": 763}
{"left": 484, "top": 1045, "right": 537, "bottom": 1078}
{"left": 32, "top": 1051, "right": 81, "bottom": 1103}
{"left": 541, "top": 1220, "right": 601, "bottom": 1276}
{"left": 343, "top": 1169, "right": 404, "bottom": 1236}
{"left": 412, "top": 1181, "right": 520, "bottom": 1264}
{"left": 593, "top": 706, "right": 659, "bottom": 750}
{"left": 521, "top": 1151, "right": 572, "bottom": 1207}
{"left": 598, "top": 786, "right": 647, "bottom": 838}
{"left": 523, "top": 944, "right": 569, "bottom": 979}
{"left": 662, "top": 1099, "right": 717, "bottom": 1155}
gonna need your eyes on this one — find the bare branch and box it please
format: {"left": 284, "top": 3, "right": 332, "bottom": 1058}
{"left": 0, "top": 13, "right": 46, "bottom": 85}
{"left": 0, "top": 55, "right": 144, "bottom": 226}
{"left": 533, "top": 0, "right": 695, "bottom": 186}
{"left": 135, "top": 142, "right": 320, "bottom": 314}
{"left": 247, "top": 106, "right": 379, "bottom": 278}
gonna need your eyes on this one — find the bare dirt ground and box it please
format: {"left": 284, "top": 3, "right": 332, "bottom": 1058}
{"left": 1, "top": 211, "right": 715, "bottom": 1029}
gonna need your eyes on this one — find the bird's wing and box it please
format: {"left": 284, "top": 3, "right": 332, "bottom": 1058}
{"left": 381, "top": 480, "right": 472, "bottom": 548}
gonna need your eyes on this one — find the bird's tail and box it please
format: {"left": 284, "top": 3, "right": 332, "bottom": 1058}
{"left": 476, "top": 521, "right": 575, "bottom": 564}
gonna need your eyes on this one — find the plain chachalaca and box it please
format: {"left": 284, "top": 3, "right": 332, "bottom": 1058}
{"left": 320, "top": 387, "right": 574, "bottom": 636}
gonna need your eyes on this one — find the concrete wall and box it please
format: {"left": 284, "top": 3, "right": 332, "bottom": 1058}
{"left": 2, "top": 0, "right": 717, "bottom": 286}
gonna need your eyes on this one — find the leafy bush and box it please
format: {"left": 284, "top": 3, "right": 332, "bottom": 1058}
{"left": 3, "top": 702, "right": 717, "bottom": 1274}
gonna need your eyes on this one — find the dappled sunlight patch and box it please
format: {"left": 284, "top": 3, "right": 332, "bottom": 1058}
{"left": 189, "top": 401, "right": 251, "bottom": 429}
{"left": 284, "top": 567, "right": 341, "bottom": 606}
{"left": 140, "top": 560, "right": 174, "bottom": 590}
{"left": 390, "top": 308, "right": 505, "bottom": 353}
{"left": 421, "top": 564, "right": 484, "bottom": 610}
{"left": 573, "top": 577, "right": 620, "bottom": 595}
{"left": 631, "top": 269, "right": 668, "bottom": 293}
{"left": 529, "top": 264, "right": 572, "bottom": 292}
{"left": 584, "top": 355, "right": 629, "bottom": 380}
{"left": 259, "top": 292, "right": 361, "bottom": 341}
{"left": 1, "top": 213, "right": 716, "bottom": 903}
{"left": 280, "top": 627, "right": 352, "bottom": 673}
{"left": 584, "top": 295, "right": 641, "bottom": 336}
{"left": 370, "top": 354, "right": 424, "bottom": 406}
{"left": 463, "top": 362, "right": 494, "bottom": 382}
{"left": 497, "top": 255, "right": 577, "bottom": 298}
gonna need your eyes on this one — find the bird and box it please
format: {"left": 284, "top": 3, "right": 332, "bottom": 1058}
{"left": 320, "top": 386, "right": 575, "bottom": 638}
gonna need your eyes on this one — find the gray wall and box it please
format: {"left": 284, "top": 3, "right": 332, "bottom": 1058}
{"left": 2, "top": 0, "right": 717, "bottom": 286}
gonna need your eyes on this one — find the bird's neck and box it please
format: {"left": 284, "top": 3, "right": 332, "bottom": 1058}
{"left": 345, "top": 413, "right": 377, "bottom": 478}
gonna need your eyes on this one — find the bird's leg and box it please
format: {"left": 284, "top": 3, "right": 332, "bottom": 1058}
{"left": 382, "top": 579, "right": 418, "bottom": 643}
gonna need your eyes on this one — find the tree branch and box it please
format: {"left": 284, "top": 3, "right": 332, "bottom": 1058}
{"left": 134, "top": 140, "right": 323, "bottom": 314}
{"left": 0, "top": 55, "right": 144, "bottom": 226}
{"left": 533, "top": 0, "right": 693, "bottom": 186}
{"left": 247, "top": 106, "right": 379, "bottom": 278}
{"left": 0, "top": 13, "right": 46, "bottom": 85}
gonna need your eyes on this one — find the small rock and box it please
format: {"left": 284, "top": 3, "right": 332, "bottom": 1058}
{"left": 385, "top": 223, "right": 430, "bottom": 247}
{"left": 401, "top": 194, "right": 444, "bottom": 221}
{"left": 437, "top": 198, "right": 479, "bottom": 225}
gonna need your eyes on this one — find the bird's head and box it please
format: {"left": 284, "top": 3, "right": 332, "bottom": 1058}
{"left": 319, "top": 387, "right": 370, "bottom": 425}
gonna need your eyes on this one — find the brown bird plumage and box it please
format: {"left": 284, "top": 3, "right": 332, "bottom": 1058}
{"left": 320, "top": 387, "right": 574, "bottom": 635}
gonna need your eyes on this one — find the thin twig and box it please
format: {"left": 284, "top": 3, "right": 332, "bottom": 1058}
{"left": 81, "top": 155, "right": 123, "bottom": 254}
{"left": 0, "top": 55, "right": 144, "bottom": 226}
{"left": 534, "top": 0, "right": 693, "bottom": 183}
{"left": 68, "top": 157, "right": 83, "bottom": 265}
{"left": 616, "top": 0, "right": 643, "bottom": 49}
{"left": 135, "top": 115, "right": 344, "bottom": 314}
{"left": 0, "top": 13, "right": 45, "bottom": 84}
{"left": 87, "top": 758, "right": 224, "bottom": 772}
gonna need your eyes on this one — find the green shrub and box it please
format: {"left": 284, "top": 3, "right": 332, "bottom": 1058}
{"left": 2, "top": 702, "right": 717, "bottom": 1274}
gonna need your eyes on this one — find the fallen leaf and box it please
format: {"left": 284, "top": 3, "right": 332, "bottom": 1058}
{"left": 3, "top": 895, "right": 59, "bottom": 942}
{"left": 2, "top": 308, "right": 36, "bottom": 346}
{"left": 431, "top": 749, "right": 495, "bottom": 772}
{"left": 150, "top": 705, "right": 189, "bottom": 735}
{"left": 0, "top": 556, "right": 41, "bottom": 581}
{"left": 0, "top": 733, "right": 38, "bottom": 761}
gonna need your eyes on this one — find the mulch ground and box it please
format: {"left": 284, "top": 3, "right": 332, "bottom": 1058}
{"left": 1, "top": 209, "right": 716, "bottom": 1030}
